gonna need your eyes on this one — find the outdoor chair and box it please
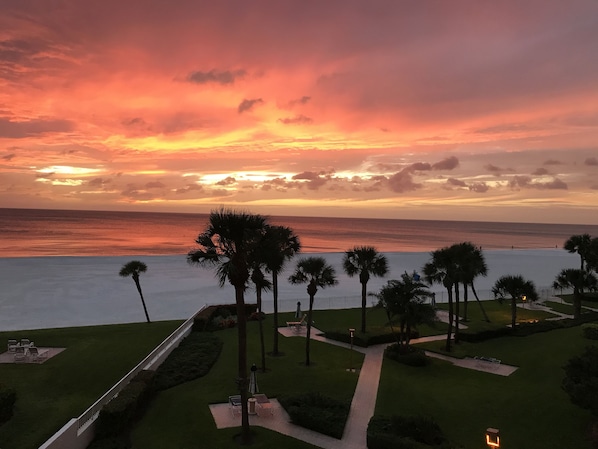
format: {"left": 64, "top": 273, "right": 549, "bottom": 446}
{"left": 253, "top": 393, "right": 274, "bottom": 416}
{"left": 286, "top": 314, "right": 307, "bottom": 332}
{"left": 7, "top": 339, "right": 18, "bottom": 352}
{"left": 20, "top": 338, "right": 31, "bottom": 347}
{"left": 14, "top": 346, "right": 27, "bottom": 363}
{"left": 29, "top": 347, "right": 48, "bottom": 362}
{"left": 228, "top": 395, "right": 242, "bottom": 418}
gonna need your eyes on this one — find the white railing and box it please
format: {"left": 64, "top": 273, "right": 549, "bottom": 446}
{"left": 40, "top": 305, "right": 208, "bottom": 449}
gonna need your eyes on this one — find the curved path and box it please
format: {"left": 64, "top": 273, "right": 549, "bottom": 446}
{"left": 210, "top": 320, "right": 523, "bottom": 447}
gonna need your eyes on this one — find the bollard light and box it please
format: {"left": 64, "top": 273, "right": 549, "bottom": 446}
{"left": 485, "top": 428, "right": 500, "bottom": 448}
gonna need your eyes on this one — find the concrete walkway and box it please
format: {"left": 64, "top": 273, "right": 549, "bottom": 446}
{"left": 208, "top": 321, "right": 522, "bottom": 447}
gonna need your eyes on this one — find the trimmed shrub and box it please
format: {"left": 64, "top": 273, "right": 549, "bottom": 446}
{"left": 0, "top": 384, "right": 16, "bottom": 426}
{"left": 324, "top": 330, "right": 419, "bottom": 348}
{"left": 95, "top": 381, "right": 147, "bottom": 438}
{"left": 368, "top": 415, "right": 450, "bottom": 449}
{"left": 279, "top": 392, "right": 350, "bottom": 439}
{"left": 583, "top": 324, "right": 598, "bottom": 340}
{"left": 154, "top": 332, "right": 222, "bottom": 391}
{"left": 385, "top": 344, "right": 429, "bottom": 367}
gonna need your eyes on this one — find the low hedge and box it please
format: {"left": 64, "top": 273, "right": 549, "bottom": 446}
{"left": 368, "top": 415, "right": 451, "bottom": 449}
{"left": 0, "top": 384, "right": 16, "bottom": 426}
{"left": 384, "top": 344, "right": 430, "bottom": 367}
{"left": 279, "top": 392, "right": 350, "bottom": 439}
{"left": 324, "top": 330, "right": 419, "bottom": 348}
{"left": 583, "top": 323, "right": 598, "bottom": 340}
{"left": 192, "top": 304, "right": 258, "bottom": 331}
{"left": 154, "top": 332, "right": 223, "bottom": 391}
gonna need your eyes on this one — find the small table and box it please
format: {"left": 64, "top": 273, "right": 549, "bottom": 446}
{"left": 248, "top": 397, "right": 257, "bottom": 415}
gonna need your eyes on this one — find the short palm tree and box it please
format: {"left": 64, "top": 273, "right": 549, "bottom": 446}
{"left": 263, "top": 225, "right": 301, "bottom": 356}
{"left": 492, "top": 275, "right": 539, "bottom": 328}
{"left": 553, "top": 268, "right": 598, "bottom": 319}
{"left": 119, "top": 260, "right": 151, "bottom": 323}
{"left": 187, "top": 208, "right": 267, "bottom": 444}
{"left": 564, "top": 234, "right": 593, "bottom": 271}
{"left": 453, "top": 242, "right": 489, "bottom": 322}
{"left": 288, "top": 257, "right": 337, "bottom": 366}
{"left": 375, "top": 272, "right": 435, "bottom": 348}
{"left": 343, "top": 246, "right": 388, "bottom": 333}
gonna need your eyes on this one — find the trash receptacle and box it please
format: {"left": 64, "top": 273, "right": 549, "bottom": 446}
{"left": 248, "top": 397, "right": 257, "bottom": 415}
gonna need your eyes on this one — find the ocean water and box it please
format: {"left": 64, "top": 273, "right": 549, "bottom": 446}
{"left": 1, "top": 208, "right": 596, "bottom": 257}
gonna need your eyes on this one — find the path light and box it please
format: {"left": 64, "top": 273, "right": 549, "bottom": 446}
{"left": 521, "top": 294, "right": 527, "bottom": 309}
{"left": 347, "top": 328, "right": 355, "bottom": 372}
{"left": 485, "top": 428, "right": 500, "bottom": 448}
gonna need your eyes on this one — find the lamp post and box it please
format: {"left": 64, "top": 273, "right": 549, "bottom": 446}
{"left": 348, "top": 328, "right": 355, "bottom": 372}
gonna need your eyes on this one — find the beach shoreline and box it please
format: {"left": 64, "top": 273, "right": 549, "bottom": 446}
{"left": 0, "top": 249, "right": 579, "bottom": 332}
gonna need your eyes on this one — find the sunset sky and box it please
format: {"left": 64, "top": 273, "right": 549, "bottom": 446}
{"left": 1, "top": 1, "right": 597, "bottom": 224}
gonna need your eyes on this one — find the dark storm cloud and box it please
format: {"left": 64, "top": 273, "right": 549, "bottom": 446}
{"left": 447, "top": 177, "right": 467, "bottom": 187}
{"left": 388, "top": 169, "right": 420, "bottom": 193}
{"left": 485, "top": 164, "right": 502, "bottom": 172}
{"left": 292, "top": 171, "right": 329, "bottom": 190}
{"left": 145, "top": 181, "right": 165, "bottom": 189}
{"left": 216, "top": 176, "right": 236, "bottom": 186}
{"left": 187, "top": 69, "right": 246, "bottom": 85}
{"left": 0, "top": 118, "right": 74, "bottom": 138}
{"left": 510, "top": 175, "right": 567, "bottom": 190}
{"left": 88, "top": 177, "right": 110, "bottom": 187}
{"left": 432, "top": 156, "right": 459, "bottom": 170}
{"left": 469, "top": 183, "right": 489, "bottom": 193}
{"left": 585, "top": 157, "right": 598, "bottom": 166}
{"left": 532, "top": 167, "right": 549, "bottom": 175}
{"left": 2, "top": 153, "right": 15, "bottom": 161}
{"left": 288, "top": 96, "right": 311, "bottom": 107}
{"left": 278, "top": 114, "right": 313, "bottom": 125}
{"left": 410, "top": 162, "right": 432, "bottom": 171}
{"left": 238, "top": 98, "right": 264, "bottom": 114}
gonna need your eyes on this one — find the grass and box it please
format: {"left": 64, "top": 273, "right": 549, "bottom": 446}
{"left": 380, "top": 326, "right": 595, "bottom": 449}
{"left": 544, "top": 300, "right": 577, "bottom": 315}
{"left": 131, "top": 316, "right": 364, "bottom": 448}
{"left": 0, "top": 321, "right": 182, "bottom": 449}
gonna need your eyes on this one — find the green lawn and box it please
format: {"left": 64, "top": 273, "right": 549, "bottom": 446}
{"left": 131, "top": 317, "right": 364, "bottom": 448}
{"left": 0, "top": 321, "right": 182, "bottom": 449}
{"left": 379, "top": 326, "right": 595, "bottom": 449}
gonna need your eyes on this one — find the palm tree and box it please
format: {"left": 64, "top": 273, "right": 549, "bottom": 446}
{"left": 564, "top": 234, "right": 593, "bottom": 271}
{"left": 187, "top": 208, "right": 267, "bottom": 445}
{"left": 587, "top": 237, "right": 598, "bottom": 273}
{"left": 251, "top": 266, "right": 271, "bottom": 372}
{"left": 453, "top": 242, "right": 490, "bottom": 322}
{"left": 492, "top": 275, "right": 539, "bottom": 328}
{"left": 553, "top": 268, "right": 598, "bottom": 319}
{"left": 263, "top": 225, "right": 301, "bottom": 356}
{"left": 343, "top": 246, "right": 388, "bottom": 333}
{"left": 423, "top": 247, "right": 456, "bottom": 351}
{"left": 119, "top": 260, "right": 151, "bottom": 323}
{"left": 288, "top": 257, "right": 337, "bottom": 366}
{"left": 375, "top": 272, "right": 435, "bottom": 348}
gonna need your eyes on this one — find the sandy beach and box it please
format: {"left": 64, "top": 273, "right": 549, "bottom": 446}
{"left": 0, "top": 249, "right": 578, "bottom": 332}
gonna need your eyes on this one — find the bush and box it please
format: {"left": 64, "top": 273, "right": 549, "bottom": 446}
{"left": 583, "top": 324, "right": 598, "bottom": 340}
{"left": 279, "top": 392, "right": 350, "bottom": 439}
{"left": 87, "top": 435, "right": 131, "bottom": 449}
{"left": 0, "top": 384, "right": 16, "bottom": 426}
{"left": 154, "top": 332, "right": 222, "bottom": 391}
{"left": 95, "top": 381, "right": 148, "bottom": 438}
{"left": 368, "top": 415, "right": 449, "bottom": 449}
{"left": 385, "top": 344, "right": 430, "bottom": 367}
{"left": 323, "top": 330, "right": 419, "bottom": 348}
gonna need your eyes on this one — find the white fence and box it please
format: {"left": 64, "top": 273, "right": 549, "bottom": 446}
{"left": 39, "top": 305, "right": 207, "bottom": 449}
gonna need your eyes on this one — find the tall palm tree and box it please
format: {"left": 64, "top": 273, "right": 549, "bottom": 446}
{"left": 492, "top": 275, "right": 539, "bottom": 328}
{"left": 423, "top": 247, "right": 456, "bottom": 351}
{"left": 375, "top": 272, "right": 435, "bottom": 348}
{"left": 187, "top": 208, "right": 267, "bottom": 445}
{"left": 251, "top": 266, "right": 271, "bottom": 372}
{"left": 343, "top": 246, "right": 388, "bottom": 333}
{"left": 288, "top": 257, "right": 337, "bottom": 366}
{"left": 453, "top": 242, "right": 489, "bottom": 322}
{"left": 564, "top": 234, "right": 593, "bottom": 271}
{"left": 587, "top": 237, "right": 598, "bottom": 273}
{"left": 119, "top": 260, "right": 151, "bottom": 323}
{"left": 553, "top": 268, "right": 598, "bottom": 319}
{"left": 263, "top": 225, "right": 301, "bottom": 356}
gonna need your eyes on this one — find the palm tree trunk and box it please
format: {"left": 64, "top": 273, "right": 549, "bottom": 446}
{"left": 511, "top": 297, "right": 517, "bottom": 328}
{"left": 453, "top": 283, "right": 460, "bottom": 343}
{"left": 386, "top": 309, "right": 400, "bottom": 344}
{"left": 257, "top": 288, "right": 266, "bottom": 372}
{"left": 234, "top": 285, "right": 251, "bottom": 444}
{"left": 272, "top": 273, "right": 280, "bottom": 355}
{"left": 306, "top": 294, "right": 314, "bottom": 366}
{"left": 471, "top": 283, "right": 490, "bottom": 322}
{"left": 445, "top": 288, "right": 453, "bottom": 352}
{"left": 574, "top": 288, "right": 582, "bottom": 319}
{"left": 134, "top": 280, "right": 151, "bottom": 323}
{"left": 360, "top": 281, "right": 367, "bottom": 333}
{"left": 462, "top": 282, "right": 469, "bottom": 321}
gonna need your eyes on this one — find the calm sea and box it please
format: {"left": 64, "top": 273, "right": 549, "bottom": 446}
{"left": 1, "top": 208, "right": 596, "bottom": 258}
